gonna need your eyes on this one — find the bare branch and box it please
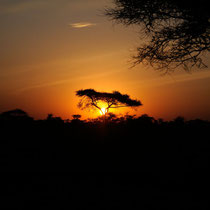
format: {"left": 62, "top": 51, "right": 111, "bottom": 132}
{"left": 105, "top": 0, "right": 210, "bottom": 72}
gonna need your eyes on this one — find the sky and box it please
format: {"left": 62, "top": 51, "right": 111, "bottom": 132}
{"left": 0, "top": 0, "right": 210, "bottom": 120}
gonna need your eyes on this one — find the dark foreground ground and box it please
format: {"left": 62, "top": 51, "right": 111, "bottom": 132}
{"left": 0, "top": 114, "right": 209, "bottom": 209}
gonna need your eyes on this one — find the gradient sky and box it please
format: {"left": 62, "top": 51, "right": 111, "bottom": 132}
{"left": 1, "top": 0, "right": 210, "bottom": 120}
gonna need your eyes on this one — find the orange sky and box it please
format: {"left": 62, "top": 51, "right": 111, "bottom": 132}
{"left": 0, "top": 0, "right": 210, "bottom": 120}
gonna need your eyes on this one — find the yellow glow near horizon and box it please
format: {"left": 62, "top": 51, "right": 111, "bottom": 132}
{"left": 100, "top": 107, "right": 107, "bottom": 115}
{"left": 97, "top": 101, "right": 108, "bottom": 116}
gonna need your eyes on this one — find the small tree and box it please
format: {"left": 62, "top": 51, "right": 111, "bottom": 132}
{"left": 76, "top": 89, "right": 142, "bottom": 117}
{"left": 72, "top": 115, "right": 82, "bottom": 120}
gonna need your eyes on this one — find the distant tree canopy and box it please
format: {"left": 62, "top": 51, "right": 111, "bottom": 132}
{"left": 106, "top": 0, "right": 210, "bottom": 72}
{"left": 0, "top": 109, "right": 33, "bottom": 121}
{"left": 76, "top": 89, "right": 142, "bottom": 114}
{"left": 72, "top": 115, "right": 82, "bottom": 120}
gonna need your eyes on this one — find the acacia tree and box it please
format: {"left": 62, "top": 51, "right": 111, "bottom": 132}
{"left": 105, "top": 0, "right": 210, "bottom": 72}
{"left": 76, "top": 89, "right": 142, "bottom": 116}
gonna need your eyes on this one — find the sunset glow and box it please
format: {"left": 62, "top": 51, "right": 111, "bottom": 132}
{"left": 1, "top": 1, "right": 209, "bottom": 209}
{"left": 97, "top": 101, "right": 108, "bottom": 116}
{"left": 0, "top": 0, "right": 210, "bottom": 120}
{"left": 100, "top": 107, "right": 107, "bottom": 115}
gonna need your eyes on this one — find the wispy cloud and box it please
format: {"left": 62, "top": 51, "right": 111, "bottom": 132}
{"left": 69, "top": 22, "right": 96, "bottom": 28}
{"left": 14, "top": 70, "right": 120, "bottom": 95}
{"left": 135, "top": 70, "right": 210, "bottom": 89}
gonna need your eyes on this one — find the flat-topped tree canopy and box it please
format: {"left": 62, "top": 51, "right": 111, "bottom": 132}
{"left": 76, "top": 89, "right": 142, "bottom": 114}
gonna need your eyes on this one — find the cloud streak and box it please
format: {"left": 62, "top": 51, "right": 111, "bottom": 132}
{"left": 69, "top": 22, "right": 96, "bottom": 28}
{"left": 14, "top": 70, "right": 121, "bottom": 95}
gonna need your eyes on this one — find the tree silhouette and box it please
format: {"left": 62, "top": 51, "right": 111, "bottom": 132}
{"left": 76, "top": 89, "right": 142, "bottom": 115}
{"left": 0, "top": 109, "right": 33, "bottom": 121}
{"left": 72, "top": 115, "right": 82, "bottom": 120}
{"left": 106, "top": 0, "right": 210, "bottom": 72}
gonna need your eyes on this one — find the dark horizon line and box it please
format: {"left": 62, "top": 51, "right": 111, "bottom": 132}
{"left": 0, "top": 108, "right": 210, "bottom": 123}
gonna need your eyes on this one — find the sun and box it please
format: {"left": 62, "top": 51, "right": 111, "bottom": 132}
{"left": 100, "top": 107, "right": 107, "bottom": 115}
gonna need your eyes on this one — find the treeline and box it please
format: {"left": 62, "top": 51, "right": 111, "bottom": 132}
{"left": 1, "top": 108, "right": 209, "bottom": 163}
{"left": 1, "top": 108, "right": 210, "bottom": 127}
{"left": 0, "top": 109, "right": 209, "bottom": 209}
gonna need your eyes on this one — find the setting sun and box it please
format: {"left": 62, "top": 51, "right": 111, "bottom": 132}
{"left": 100, "top": 107, "right": 107, "bottom": 115}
